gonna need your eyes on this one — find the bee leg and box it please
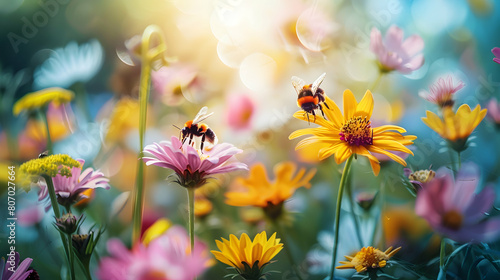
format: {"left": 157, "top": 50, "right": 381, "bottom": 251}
{"left": 312, "top": 109, "right": 316, "bottom": 122}
{"left": 200, "top": 133, "right": 206, "bottom": 152}
{"left": 324, "top": 102, "right": 330, "bottom": 109}
{"left": 318, "top": 103, "right": 326, "bottom": 119}
{"left": 189, "top": 133, "right": 194, "bottom": 147}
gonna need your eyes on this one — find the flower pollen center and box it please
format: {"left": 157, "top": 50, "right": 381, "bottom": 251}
{"left": 441, "top": 209, "right": 463, "bottom": 230}
{"left": 339, "top": 116, "right": 373, "bottom": 146}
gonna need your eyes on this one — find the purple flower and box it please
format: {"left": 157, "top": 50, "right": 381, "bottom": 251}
{"left": 96, "top": 226, "right": 210, "bottom": 280}
{"left": 415, "top": 164, "right": 500, "bottom": 243}
{"left": 419, "top": 75, "right": 465, "bottom": 108}
{"left": 1, "top": 252, "right": 33, "bottom": 280}
{"left": 38, "top": 159, "right": 109, "bottom": 209}
{"left": 370, "top": 25, "right": 424, "bottom": 74}
{"left": 143, "top": 136, "right": 247, "bottom": 188}
{"left": 492, "top": 47, "right": 500, "bottom": 64}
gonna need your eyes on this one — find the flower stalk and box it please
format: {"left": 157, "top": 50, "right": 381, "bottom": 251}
{"left": 37, "top": 108, "right": 53, "bottom": 154}
{"left": 187, "top": 187, "right": 195, "bottom": 253}
{"left": 132, "top": 25, "right": 168, "bottom": 245}
{"left": 329, "top": 155, "right": 354, "bottom": 280}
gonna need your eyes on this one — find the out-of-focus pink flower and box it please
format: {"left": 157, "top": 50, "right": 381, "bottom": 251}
{"left": 151, "top": 64, "right": 202, "bottom": 106}
{"left": 370, "top": 25, "right": 424, "bottom": 74}
{"left": 415, "top": 164, "right": 500, "bottom": 243}
{"left": 225, "top": 94, "right": 255, "bottom": 130}
{"left": 143, "top": 137, "right": 247, "bottom": 188}
{"left": 1, "top": 252, "right": 34, "bottom": 280}
{"left": 17, "top": 204, "right": 44, "bottom": 227}
{"left": 487, "top": 98, "right": 500, "bottom": 125}
{"left": 419, "top": 76, "right": 465, "bottom": 108}
{"left": 492, "top": 47, "right": 500, "bottom": 64}
{"left": 38, "top": 159, "right": 109, "bottom": 209}
{"left": 96, "top": 226, "right": 210, "bottom": 280}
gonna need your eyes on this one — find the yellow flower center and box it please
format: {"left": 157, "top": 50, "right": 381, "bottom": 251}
{"left": 339, "top": 116, "right": 373, "bottom": 146}
{"left": 441, "top": 210, "right": 463, "bottom": 230}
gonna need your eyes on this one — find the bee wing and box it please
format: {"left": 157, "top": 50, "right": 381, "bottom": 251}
{"left": 291, "top": 76, "right": 306, "bottom": 95}
{"left": 312, "top": 73, "right": 326, "bottom": 94}
{"left": 192, "top": 106, "right": 214, "bottom": 124}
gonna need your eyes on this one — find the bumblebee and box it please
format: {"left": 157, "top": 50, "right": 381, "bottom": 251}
{"left": 38, "top": 150, "right": 49, "bottom": 158}
{"left": 291, "top": 73, "right": 330, "bottom": 122}
{"left": 179, "top": 106, "right": 218, "bottom": 151}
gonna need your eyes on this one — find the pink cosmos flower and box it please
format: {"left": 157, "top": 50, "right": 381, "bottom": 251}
{"left": 143, "top": 136, "right": 247, "bottom": 188}
{"left": 151, "top": 64, "right": 203, "bottom": 106}
{"left": 492, "top": 47, "right": 500, "bottom": 64}
{"left": 415, "top": 164, "right": 500, "bottom": 243}
{"left": 96, "top": 225, "right": 210, "bottom": 280}
{"left": 370, "top": 25, "right": 424, "bottom": 74}
{"left": 487, "top": 98, "right": 500, "bottom": 125}
{"left": 1, "top": 252, "right": 34, "bottom": 280}
{"left": 419, "top": 76, "right": 465, "bottom": 107}
{"left": 38, "top": 159, "right": 109, "bottom": 209}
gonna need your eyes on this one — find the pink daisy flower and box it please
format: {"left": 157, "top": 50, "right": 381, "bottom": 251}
{"left": 492, "top": 47, "right": 500, "bottom": 64}
{"left": 38, "top": 159, "right": 109, "bottom": 209}
{"left": 415, "top": 164, "right": 500, "bottom": 243}
{"left": 370, "top": 25, "right": 424, "bottom": 74}
{"left": 143, "top": 136, "right": 247, "bottom": 188}
{"left": 419, "top": 76, "right": 465, "bottom": 108}
{"left": 487, "top": 98, "right": 500, "bottom": 125}
{"left": 96, "top": 226, "right": 210, "bottom": 280}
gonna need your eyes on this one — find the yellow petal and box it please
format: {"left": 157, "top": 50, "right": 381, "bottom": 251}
{"left": 343, "top": 89, "right": 358, "bottom": 121}
{"left": 354, "top": 90, "right": 374, "bottom": 119}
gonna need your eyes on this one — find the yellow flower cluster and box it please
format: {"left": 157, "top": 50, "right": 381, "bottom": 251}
{"left": 13, "top": 87, "right": 74, "bottom": 116}
{"left": 19, "top": 154, "right": 81, "bottom": 190}
{"left": 337, "top": 246, "right": 401, "bottom": 273}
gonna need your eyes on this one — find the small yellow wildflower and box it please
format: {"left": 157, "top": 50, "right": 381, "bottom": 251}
{"left": 13, "top": 88, "right": 74, "bottom": 116}
{"left": 142, "top": 218, "right": 172, "bottom": 246}
{"left": 336, "top": 246, "right": 401, "bottom": 273}
{"left": 194, "top": 197, "right": 213, "bottom": 218}
{"left": 19, "top": 154, "right": 81, "bottom": 191}
{"left": 422, "top": 105, "right": 487, "bottom": 152}
{"left": 211, "top": 231, "right": 283, "bottom": 277}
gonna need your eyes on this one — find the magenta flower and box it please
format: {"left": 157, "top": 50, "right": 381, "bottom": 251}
{"left": 1, "top": 252, "right": 34, "bottom": 280}
{"left": 415, "top": 164, "right": 500, "bottom": 243}
{"left": 370, "top": 25, "right": 424, "bottom": 74}
{"left": 38, "top": 159, "right": 109, "bottom": 209}
{"left": 96, "top": 225, "right": 210, "bottom": 280}
{"left": 225, "top": 94, "right": 255, "bottom": 130}
{"left": 419, "top": 76, "right": 465, "bottom": 108}
{"left": 492, "top": 47, "right": 500, "bottom": 64}
{"left": 487, "top": 98, "right": 500, "bottom": 125}
{"left": 143, "top": 136, "right": 247, "bottom": 188}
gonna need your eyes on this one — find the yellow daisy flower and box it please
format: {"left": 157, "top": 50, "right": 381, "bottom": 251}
{"left": 421, "top": 105, "right": 487, "bottom": 152}
{"left": 336, "top": 246, "right": 401, "bottom": 273}
{"left": 141, "top": 218, "right": 172, "bottom": 246}
{"left": 225, "top": 162, "right": 316, "bottom": 218}
{"left": 13, "top": 87, "right": 74, "bottom": 116}
{"left": 289, "top": 89, "right": 416, "bottom": 176}
{"left": 211, "top": 231, "right": 283, "bottom": 277}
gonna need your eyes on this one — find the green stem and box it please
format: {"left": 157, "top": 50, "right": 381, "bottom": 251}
{"left": 345, "top": 175, "right": 363, "bottom": 247}
{"left": 272, "top": 220, "right": 304, "bottom": 280}
{"left": 370, "top": 72, "right": 384, "bottom": 92}
{"left": 440, "top": 238, "right": 446, "bottom": 269}
{"left": 67, "top": 232, "right": 75, "bottom": 280}
{"left": 72, "top": 82, "right": 92, "bottom": 122}
{"left": 131, "top": 26, "right": 155, "bottom": 245}
{"left": 38, "top": 109, "right": 53, "bottom": 154}
{"left": 329, "top": 155, "right": 354, "bottom": 280}
{"left": 41, "top": 175, "right": 71, "bottom": 275}
{"left": 457, "top": 152, "right": 461, "bottom": 171}
{"left": 187, "top": 187, "right": 195, "bottom": 253}
{"left": 448, "top": 148, "right": 457, "bottom": 178}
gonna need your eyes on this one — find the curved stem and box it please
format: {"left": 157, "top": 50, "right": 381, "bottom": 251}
{"left": 272, "top": 220, "right": 304, "bottom": 280}
{"left": 38, "top": 109, "right": 53, "bottom": 154}
{"left": 370, "top": 72, "right": 384, "bottom": 92}
{"left": 132, "top": 25, "right": 167, "bottom": 245}
{"left": 329, "top": 155, "right": 354, "bottom": 280}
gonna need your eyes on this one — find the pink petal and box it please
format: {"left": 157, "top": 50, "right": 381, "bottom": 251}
{"left": 401, "top": 34, "right": 424, "bottom": 57}
{"left": 369, "top": 27, "right": 384, "bottom": 56}
{"left": 384, "top": 25, "right": 404, "bottom": 51}
{"left": 463, "top": 186, "right": 496, "bottom": 224}
{"left": 492, "top": 47, "right": 500, "bottom": 57}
